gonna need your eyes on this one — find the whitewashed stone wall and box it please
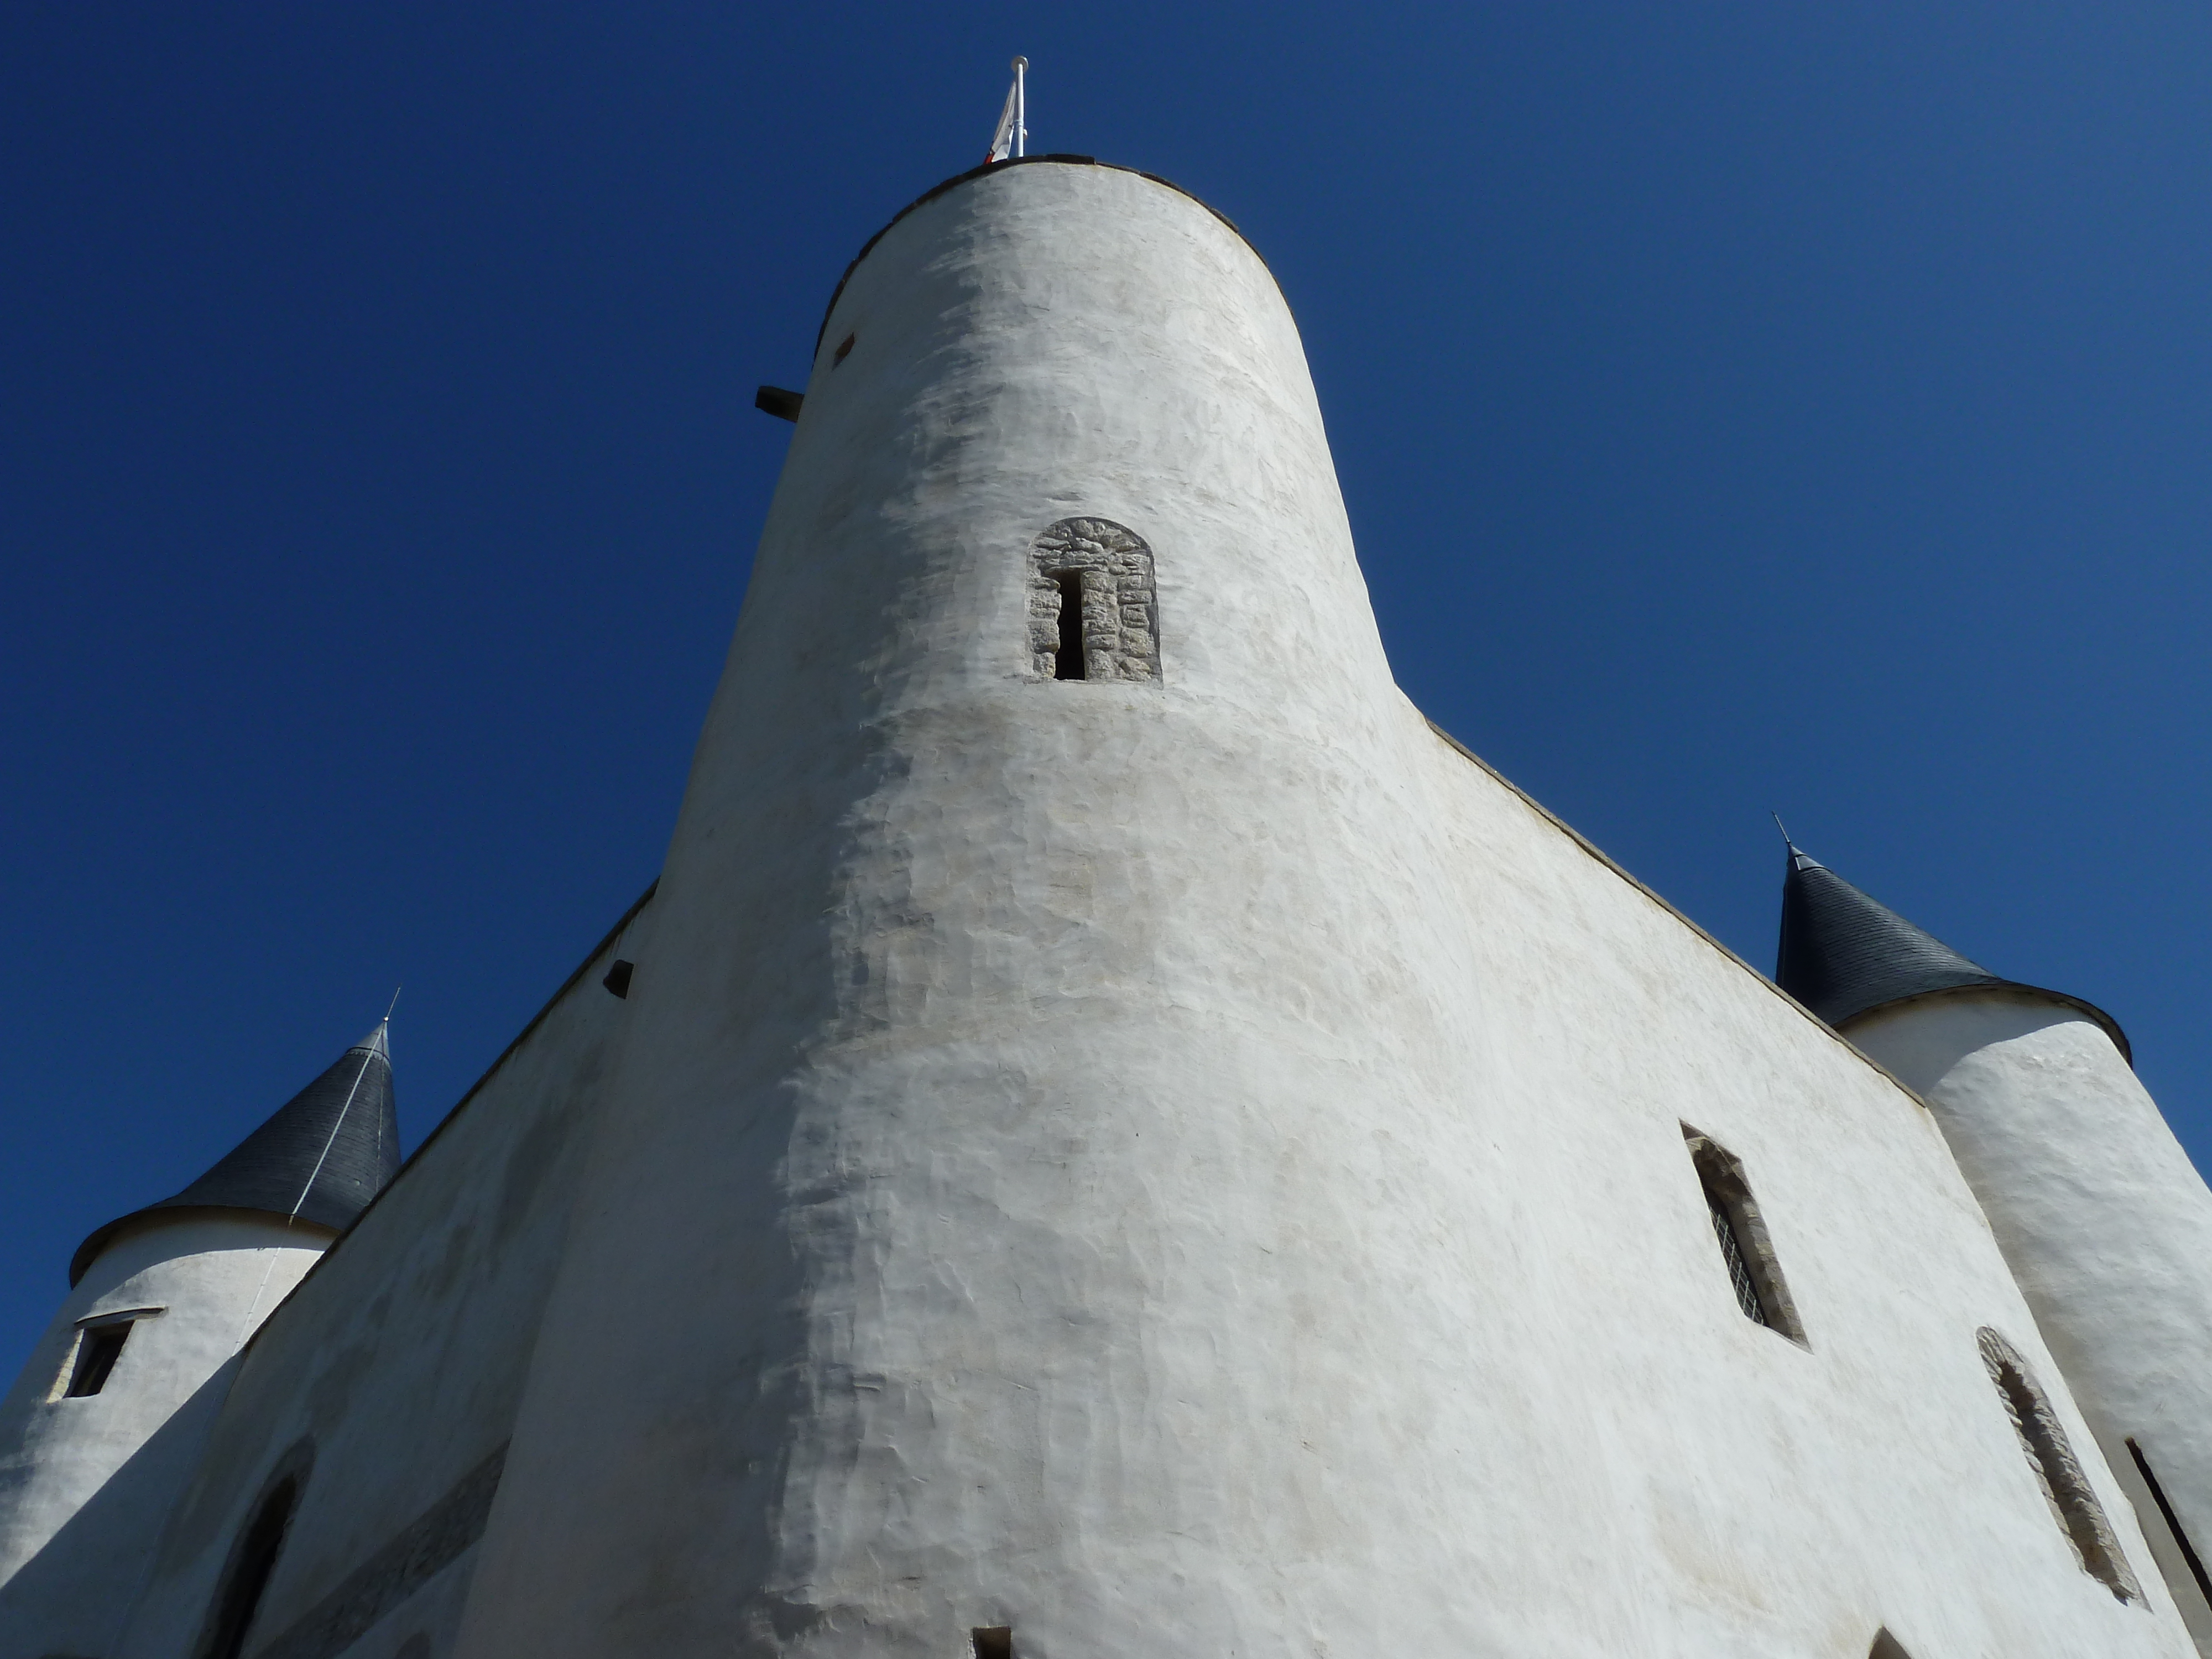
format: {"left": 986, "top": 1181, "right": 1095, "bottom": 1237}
{"left": 0, "top": 1214, "right": 328, "bottom": 1659}
{"left": 24, "top": 156, "right": 2197, "bottom": 1659}
{"left": 436, "top": 159, "right": 2199, "bottom": 1659}
{"left": 1850, "top": 992, "right": 2212, "bottom": 1655}
{"left": 104, "top": 896, "right": 649, "bottom": 1659}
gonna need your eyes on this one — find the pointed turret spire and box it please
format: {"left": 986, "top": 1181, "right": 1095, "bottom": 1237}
{"left": 1776, "top": 844, "right": 2004, "bottom": 1026}
{"left": 71, "top": 1023, "right": 401, "bottom": 1284}
{"left": 1773, "top": 838, "right": 2130, "bottom": 1061}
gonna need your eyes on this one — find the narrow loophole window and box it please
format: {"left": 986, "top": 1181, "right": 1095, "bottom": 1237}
{"left": 66, "top": 1322, "right": 132, "bottom": 1397}
{"left": 1979, "top": 1328, "right": 2138, "bottom": 1601}
{"left": 2128, "top": 1437, "right": 2212, "bottom": 1609}
{"left": 208, "top": 1475, "right": 300, "bottom": 1659}
{"left": 1026, "top": 519, "right": 1159, "bottom": 685}
{"left": 972, "top": 1627, "right": 1014, "bottom": 1659}
{"left": 833, "top": 333, "right": 855, "bottom": 366}
{"left": 1682, "top": 1128, "right": 1807, "bottom": 1345}
{"left": 1052, "top": 572, "right": 1086, "bottom": 680}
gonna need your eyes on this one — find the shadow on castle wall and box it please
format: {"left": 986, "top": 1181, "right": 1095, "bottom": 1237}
{"left": 1, "top": 1358, "right": 239, "bottom": 1657}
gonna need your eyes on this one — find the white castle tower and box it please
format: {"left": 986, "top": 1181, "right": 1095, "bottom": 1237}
{"left": 1777, "top": 846, "right": 2212, "bottom": 1653}
{"left": 7, "top": 154, "right": 2205, "bottom": 1659}
{"left": 425, "top": 156, "right": 2194, "bottom": 1658}
{"left": 0, "top": 1025, "right": 398, "bottom": 1659}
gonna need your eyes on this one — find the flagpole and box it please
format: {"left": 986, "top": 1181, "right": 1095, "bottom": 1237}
{"left": 1014, "top": 57, "right": 1027, "bottom": 158}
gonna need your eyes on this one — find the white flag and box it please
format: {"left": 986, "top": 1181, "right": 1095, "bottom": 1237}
{"left": 987, "top": 58, "right": 1026, "bottom": 163}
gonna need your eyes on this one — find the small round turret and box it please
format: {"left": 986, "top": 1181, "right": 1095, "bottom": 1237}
{"left": 0, "top": 1024, "right": 399, "bottom": 1657}
{"left": 1776, "top": 846, "right": 2212, "bottom": 1650}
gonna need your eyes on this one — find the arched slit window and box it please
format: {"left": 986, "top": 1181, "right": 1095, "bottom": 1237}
{"left": 1978, "top": 1327, "right": 2139, "bottom": 1601}
{"left": 1028, "top": 518, "right": 1160, "bottom": 684}
{"left": 1681, "top": 1127, "right": 1807, "bottom": 1345}
{"left": 201, "top": 1464, "right": 305, "bottom": 1659}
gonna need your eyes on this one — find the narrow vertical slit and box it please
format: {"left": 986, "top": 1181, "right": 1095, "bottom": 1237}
{"left": 1053, "top": 573, "right": 1086, "bottom": 681}
{"left": 2128, "top": 1437, "right": 2212, "bottom": 1609}
{"left": 1027, "top": 520, "right": 1157, "bottom": 686}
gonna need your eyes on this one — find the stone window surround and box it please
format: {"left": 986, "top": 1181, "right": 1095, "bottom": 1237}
{"left": 1026, "top": 517, "right": 1161, "bottom": 684}
{"left": 1681, "top": 1127, "right": 1810, "bottom": 1348}
{"left": 1978, "top": 1326, "right": 2140, "bottom": 1603}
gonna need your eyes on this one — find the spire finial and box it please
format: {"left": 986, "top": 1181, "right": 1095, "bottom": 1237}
{"left": 1772, "top": 812, "right": 1820, "bottom": 874}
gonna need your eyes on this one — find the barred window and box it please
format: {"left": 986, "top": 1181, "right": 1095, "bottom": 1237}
{"left": 1978, "top": 1327, "right": 2139, "bottom": 1601}
{"left": 1682, "top": 1128, "right": 1807, "bottom": 1345}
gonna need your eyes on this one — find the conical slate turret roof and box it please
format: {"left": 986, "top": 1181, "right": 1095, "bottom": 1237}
{"left": 1777, "top": 846, "right": 2006, "bottom": 1026}
{"left": 1774, "top": 842, "right": 2129, "bottom": 1063}
{"left": 71, "top": 1023, "right": 401, "bottom": 1284}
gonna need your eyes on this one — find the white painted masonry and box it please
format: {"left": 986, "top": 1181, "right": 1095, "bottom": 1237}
{"left": 107, "top": 896, "right": 646, "bottom": 1659}
{"left": 435, "top": 159, "right": 2193, "bottom": 1658}
{"left": 1, "top": 156, "right": 2201, "bottom": 1659}
{"left": 1850, "top": 989, "right": 2212, "bottom": 1653}
{"left": 0, "top": 1214, "right": 329, "bottom": 1658}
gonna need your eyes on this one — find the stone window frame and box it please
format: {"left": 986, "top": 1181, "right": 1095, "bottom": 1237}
{"left": 1978, "top": 1326, "right": 2141, "bottom": 1602}
{"left": 1681, "top": 1127, "right": 1809, "bottom": 1347}
{"left": 1026, "top": 518, "right": 1161, "bottom": 684}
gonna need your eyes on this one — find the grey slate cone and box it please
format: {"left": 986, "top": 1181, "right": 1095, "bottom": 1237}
{"left": 71, "top": 1023, "right": 401, "bottom": 1284}
{"left": 1776, "top": 845, "right": 2006, "bottom": 1027}
{"left": 1774, "top": 843, "right": 2130, "bottom": 1063}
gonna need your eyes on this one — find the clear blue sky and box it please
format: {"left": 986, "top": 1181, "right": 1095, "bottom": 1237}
{"left": 4, "top": 4, "right": 2209, "bottom": 1369}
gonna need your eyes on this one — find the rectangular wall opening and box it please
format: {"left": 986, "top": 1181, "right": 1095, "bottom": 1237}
{"left": 1052, "top": 572, "right": 1086, "bottom": 680}
{"left": 972, "top": 1627, "right": 1014, "bottom": 1659}
{"left": 65, "top": 1321, "right": 132, "bottom": 1397}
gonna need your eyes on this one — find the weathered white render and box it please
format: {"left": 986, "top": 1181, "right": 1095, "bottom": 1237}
{"left": 1852, "top": 990, "right": 2212, "bottom": 1650}
{"left": 0, "top": 1217, "right": 328, "bottom": 1658}
{"left": 1, "top": 155, "right": 2206, "bottom": 1659}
